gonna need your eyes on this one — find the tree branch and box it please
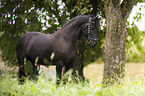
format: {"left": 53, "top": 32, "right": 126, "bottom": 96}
{"left": 112, "top": 0, "right": 120, "bottom": 6}
{"left": 121, "top": 0, "right": 138, "bottom": 19}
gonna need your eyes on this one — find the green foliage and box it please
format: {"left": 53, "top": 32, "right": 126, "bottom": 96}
{"left": 0, "top": 74, "right": 145, "bottom": 96}
{"left": 37, "top": 0, "right": 69, "bottom": 33}
{"left": 0, "top": 0, "right": 43, "bottom": 66}
{"left": 126, "top": 21, "right": 145, "bottom": 62}
{"left": 69, "top": 0, "right": 92, "bottom": 15}
{"left": 125, "top": 3, "right": 145, "bottom": 62}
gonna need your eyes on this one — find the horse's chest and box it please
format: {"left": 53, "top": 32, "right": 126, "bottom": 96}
{"left": 53, "top": 41, "right": 76, "bottom": 63}
{"left": 54, "top": 49, "right": 76, "bottom": 63}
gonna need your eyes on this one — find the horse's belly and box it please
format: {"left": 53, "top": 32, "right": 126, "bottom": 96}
{"left": 60, "top": 51, "right": 76, "bottom": 65}
{"left": 37, "top": 57, "right": 51, "bottom": 65}
{"left": 37, "top": 52, "right": 55, "bottom": 65}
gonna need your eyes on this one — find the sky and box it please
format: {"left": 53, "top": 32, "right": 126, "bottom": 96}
{"left": 128, "top": 3, "right": 145, "bottom": 31}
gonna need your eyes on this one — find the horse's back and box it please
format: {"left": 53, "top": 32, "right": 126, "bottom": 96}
{"left": 16, "top": 32, "right": 41, "bottom": 48}
{"left": 16, "top": 32, "right": 44, "bottom": 57}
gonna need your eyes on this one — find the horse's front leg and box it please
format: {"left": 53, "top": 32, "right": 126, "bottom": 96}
{"left": 32, "top": 64, "right": 38, "bottom": 79}
{"left": 63, "top": 62, "right": 74, "bottom": 84}
{"left": 56, "top": 60, "right": 63, "bottom": 85}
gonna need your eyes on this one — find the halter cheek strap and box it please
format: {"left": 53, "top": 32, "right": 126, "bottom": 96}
{"left": 82, "top": 17, "right": 98, "bottom": 44}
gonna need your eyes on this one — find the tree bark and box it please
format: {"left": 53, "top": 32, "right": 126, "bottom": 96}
{"left": 103, "top": 0, "right": 138, "bottom": 86}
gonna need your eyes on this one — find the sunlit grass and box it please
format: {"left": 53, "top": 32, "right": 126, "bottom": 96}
{"left": 0, "top": 74, "right": 145, "bottom": 96}
{"left": 0, "top": 59, "right": 145, "bottom": 95}
{"left": 84, "top": 62, "right": 144, "bottom": 84}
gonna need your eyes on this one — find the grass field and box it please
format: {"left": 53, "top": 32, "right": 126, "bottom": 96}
{"left": 84, "top": 62, "right": 144, "bottom": 84}
{"left": 0, "top": 59, "right": 145, "bottom": 96}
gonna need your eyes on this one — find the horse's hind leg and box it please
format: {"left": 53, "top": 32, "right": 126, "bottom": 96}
{"left": 18, "top": 57, "right": 26, "bottom": 84}
{"left": 30, "top": 57, "right": 39, "bottom": 80}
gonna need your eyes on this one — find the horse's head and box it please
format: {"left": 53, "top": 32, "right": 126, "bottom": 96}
{"left": 81, "top": 16, "right": 100, "bottom": 48}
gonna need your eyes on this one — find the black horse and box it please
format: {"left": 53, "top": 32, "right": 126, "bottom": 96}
{"left": 16, "top": 15, "right": 99, "bottom": 84}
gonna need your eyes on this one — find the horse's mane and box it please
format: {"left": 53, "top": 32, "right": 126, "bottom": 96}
{"left": 58, "top": 15, "right": 91, "bottom": 31}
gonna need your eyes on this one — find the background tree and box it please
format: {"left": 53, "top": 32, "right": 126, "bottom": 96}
{"left": 0, "top": 0, "right": 41, "bottom": 66}
{"left": 103, "top": 0, "right": 144, "bottom": 86}
{"left": 126, "top": 21, "right": 145, "bottom": 62}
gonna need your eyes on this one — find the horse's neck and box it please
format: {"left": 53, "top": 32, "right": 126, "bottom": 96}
{"left": 59, "top": 19, "right": 86, "bottom": 44}
{"left": 64, "top": 24, "right": 81, "bottom": 43}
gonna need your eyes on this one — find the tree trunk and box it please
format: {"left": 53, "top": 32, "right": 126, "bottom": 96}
{"left": 103, "top": 0, "right": 138, "bottom": 86}
{"left": 103, "top": 1, "right": 126, "bottom": 85}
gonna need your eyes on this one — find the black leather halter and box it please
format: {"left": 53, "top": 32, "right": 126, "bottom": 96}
{"left": 82, "top": 17, "right": 98, "bottom": 44}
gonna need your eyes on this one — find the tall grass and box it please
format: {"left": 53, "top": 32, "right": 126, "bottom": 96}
{"left": 0, "top": 73, "right": 145, "bottom": 96}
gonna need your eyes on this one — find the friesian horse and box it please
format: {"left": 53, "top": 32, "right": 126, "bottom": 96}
{"left": 16, "top": 15, "right": 99, "bottom": 84}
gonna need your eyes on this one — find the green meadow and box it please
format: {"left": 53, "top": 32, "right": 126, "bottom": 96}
{"left": 0, "top": 59, "right": 145, "bottom": 96}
